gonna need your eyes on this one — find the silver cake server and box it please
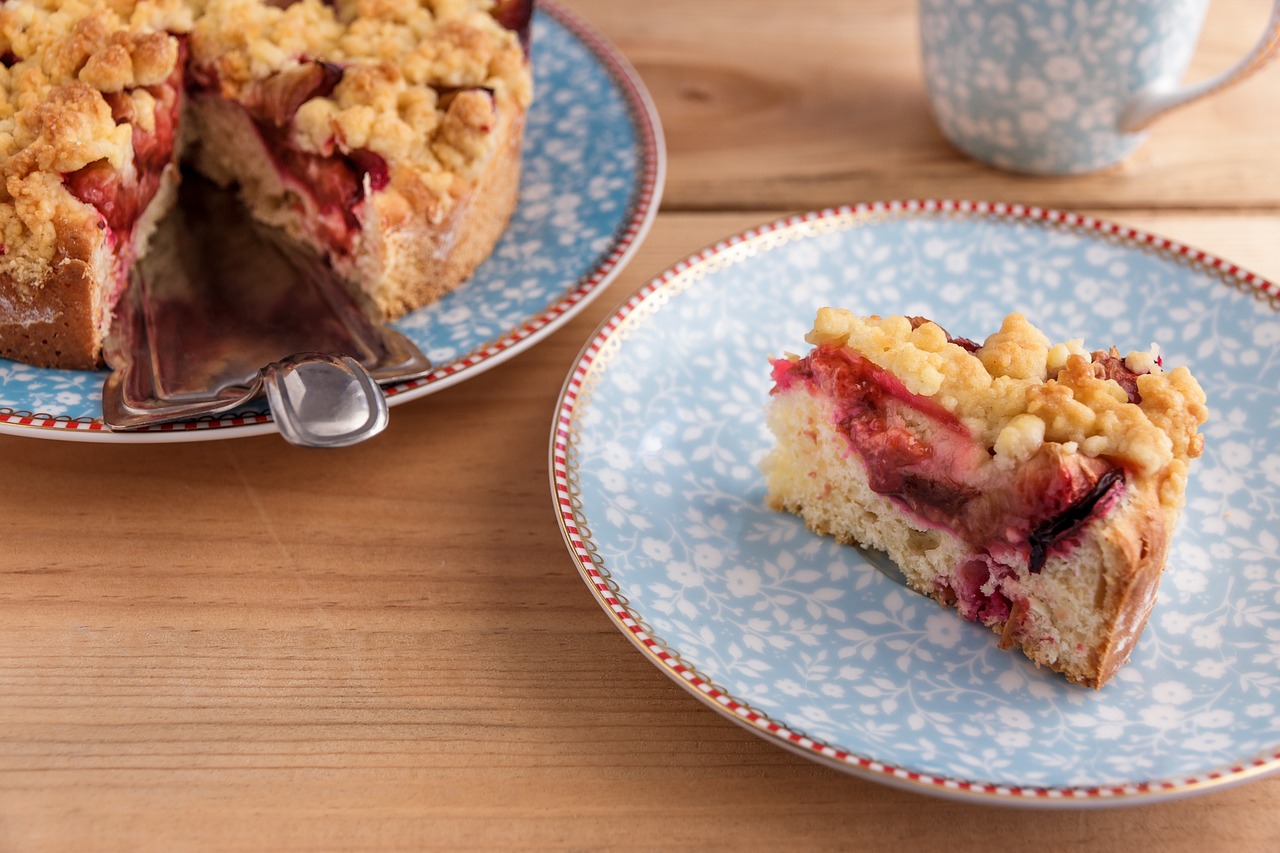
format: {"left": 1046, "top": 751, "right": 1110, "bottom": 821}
{"left": 102, "top": 174, "right": 431, "bottom": 447}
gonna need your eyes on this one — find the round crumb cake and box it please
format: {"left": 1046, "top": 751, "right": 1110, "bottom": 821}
{"left": 0, "top": 0, "right": 533, "bottom": 369}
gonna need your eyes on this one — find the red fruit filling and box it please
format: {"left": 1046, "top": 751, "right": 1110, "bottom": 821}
{"left": 254, "top": 121, "right": 389, "bottom": 255}
{"left": 772, "top": 339, "right": 1129, "bottom": 625}
{"left": 1088, "top": 350, "right": 1143, "bottom": 404}
{"left": 54, "top": 0, "right": 521, "bottom": 259}
{"left": 491, "top": 0, "right": 535, "bottom": 52}
{"left": 241, "top": 59, "right": 343, "bottom": 127}
{"left": 193, "top": 58, "right": 391, "bottom": 256}
{"left": 952, "top": 554, "right": 1014, "bottom": 623}
{"left": 908, "top": 315, "right": 980, "bottom": 352}
{"left": 62, "top": 39, "right": 186, "bottom": 246}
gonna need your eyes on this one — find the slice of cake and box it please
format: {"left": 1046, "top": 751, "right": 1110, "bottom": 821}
{"left": 0, "top": 0, "right": 533, "bottom": 370}
{"left": 0, "top": 1, "right": 192, "bottom": 369}
{"left": 763, "top": 310, "right": 1208, "bottom": 688}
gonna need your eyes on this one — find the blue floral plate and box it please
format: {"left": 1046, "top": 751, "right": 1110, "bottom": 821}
{"left": 0, "top": 1, "right": 663, "bottom": 442}
{"left": 552, "top": 200, "right": 1280, "bottom": 807}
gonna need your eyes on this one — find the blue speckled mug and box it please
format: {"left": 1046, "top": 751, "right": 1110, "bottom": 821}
{"left": 920, "top": 0, "right": 1280, "bottom": 174}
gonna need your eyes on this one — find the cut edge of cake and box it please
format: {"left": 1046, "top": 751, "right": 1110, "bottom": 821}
{"left": 762, "top": 309, "right": 1209, "bottom": 688}
{"left": 183, "top": 89, "right": 525, "bottom": 321}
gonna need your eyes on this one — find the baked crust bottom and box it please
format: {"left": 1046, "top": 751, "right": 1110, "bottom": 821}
{"left": 763, "top": 387, "right": 1173, "bottom": 688}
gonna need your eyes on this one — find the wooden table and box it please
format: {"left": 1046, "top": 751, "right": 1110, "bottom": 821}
{"left": 3, "top": 1, "right": 1279, "bottom": 848}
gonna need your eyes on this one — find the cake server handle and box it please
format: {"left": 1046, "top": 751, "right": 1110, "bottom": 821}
{"left": 259, "top": 353, "right": 389, "bottom": 449}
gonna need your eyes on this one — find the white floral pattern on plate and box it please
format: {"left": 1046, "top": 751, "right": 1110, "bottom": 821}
{"left": 0, "top": 1, "right": 664, "bottom": 442}
{"left": 553, "top": 200, "right": 1280, "bottom": 806}
{"left": 919, "top": 0, "right": 1280, "bottom": 175}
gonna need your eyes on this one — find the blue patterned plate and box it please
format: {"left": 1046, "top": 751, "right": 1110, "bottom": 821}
{"left": 0, "top": 1, "right": 663, "bottom": 442}
{"left": 552, "top": 200, "right": 1280, "bottom": 806}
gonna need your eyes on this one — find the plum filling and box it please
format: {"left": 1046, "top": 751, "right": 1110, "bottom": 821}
{"left": 241, "top": 59, "right": 344, "bottom": 127}
{"left": 1086, "top": 349, "right": 1143, "bottom": 404}
{"left": 64, "top": 83, "right": 181, "bottom": 236}
{"left": 908, "top": 315, "right": 979, "bottom": 352}
{"left": 775, "top": 344, "right": 988, "bottom": 532}
{"left": 492, "top": 0, "right": 535, "bottom": 53}
{"left": 195, "top": 58, "right": 391, "bottom": 256}
{"left": 186, "top": 33, "right": 506, "bottom": 260}
{"left": 253, "top": 120, "right": 389, "bottom": 254}
{"left": 951, "top": 555, "right": 1014, "bottom": 623}
{"left": 772, "top": 339, "right": 1130, "bottom": 622}
{"left": 62, "top": 37, "right": 186, "bottom": 298}
{"left": 1027, "top": 467, "right": 1123, "bottom": 573}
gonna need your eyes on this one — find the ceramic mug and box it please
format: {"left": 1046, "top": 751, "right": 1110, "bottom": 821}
{"left": 919, "top": 0, "right": 1280, "bottom": 175}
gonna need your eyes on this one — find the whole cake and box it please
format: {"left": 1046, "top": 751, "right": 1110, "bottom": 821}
{"left": 0, "top": 0, "right": 533, "bottom": 369}
{"left": 763, "top": 309, "right": 1209, "bottom": 688}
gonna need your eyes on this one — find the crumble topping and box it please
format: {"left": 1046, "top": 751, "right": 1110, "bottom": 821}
{"left": 0, "top": 1, "right": 191, "bottom": 287}
{"left": 190, "top": 0, "right": 532, "bottom": 181}
{"left": 0, "top": 0, "right": 531, "bottom": 294}
{"left": 802, "top": 309, "right": 1209, "bottom": 498}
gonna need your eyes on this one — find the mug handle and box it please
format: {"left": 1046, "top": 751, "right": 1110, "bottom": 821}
{"left": 1120, "top": 0, "right": 1280, "bottom": 132}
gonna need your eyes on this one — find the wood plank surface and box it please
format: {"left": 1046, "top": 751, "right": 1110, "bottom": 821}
{"left": 3, "top": 211, "right": 1279, "bottom": 851}
{"left": 2, "top": 0, "right": 1280, "bottom": 848}
{"left": 577, "top": 0, "right": 1280, "bottom": 212}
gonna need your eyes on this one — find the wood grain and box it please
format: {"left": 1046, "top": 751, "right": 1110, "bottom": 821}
{"left": 3, "top": 0, "right": 1280, "bottom": 847}
{"left": 3, "top": 211, "right": 1280, "bottom": 850}
{"left": 573, "top": 0, "right": 1280, "bottom": 212}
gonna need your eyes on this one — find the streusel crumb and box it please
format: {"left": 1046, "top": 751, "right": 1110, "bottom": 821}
{"left": 0, "top": 1, "right": 189, "bottom": 277}
{"left": 191, "top": 0, "right": 531, "bottom": 182}
{"left": 804, "top": 309, "right": 1209, "bottom": 502}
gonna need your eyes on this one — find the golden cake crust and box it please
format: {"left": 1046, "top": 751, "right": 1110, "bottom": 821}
{"left": 0, "top": 228, "right": 100, "bottom": 370}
